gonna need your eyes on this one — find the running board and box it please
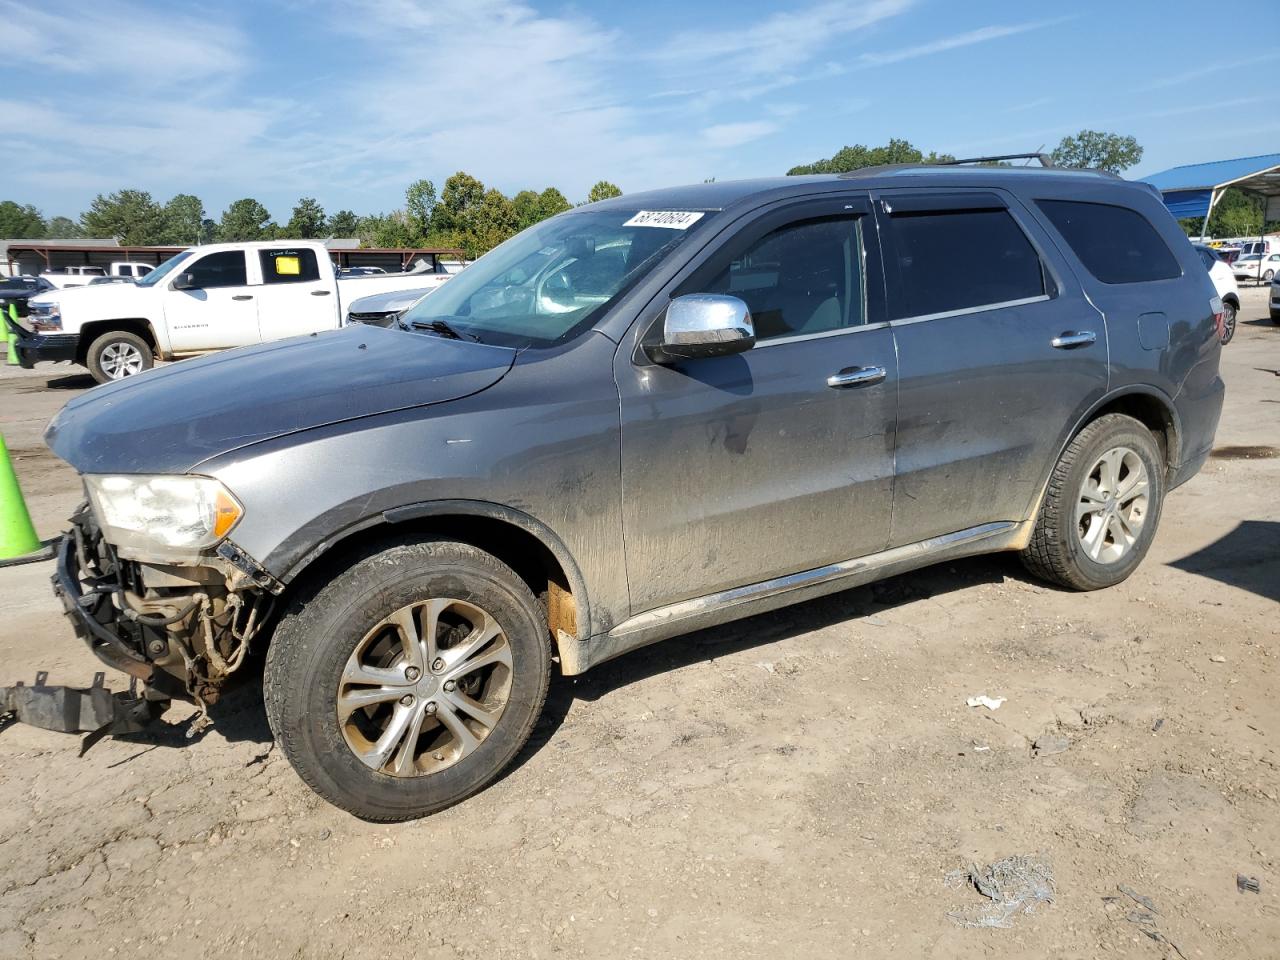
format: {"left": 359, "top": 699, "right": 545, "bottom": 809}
{"left": 561, "top": 521, "right": 1024, "bottom": 674}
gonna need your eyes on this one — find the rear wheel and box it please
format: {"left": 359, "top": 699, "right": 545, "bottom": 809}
{"left": 1220, "top": 299, "right": 1237, "bottom": 344}
{"left": 265, "top": 538, "right": 551, "bottom": 821}
{"left": 1264, "top": 269, "right": 1275, "bottom": 282}
{"left": 1021, "top": 414, "right": 1164, "bottom": 591}
{"left": 85, "top": 330, "right": 152, "bottom": 383}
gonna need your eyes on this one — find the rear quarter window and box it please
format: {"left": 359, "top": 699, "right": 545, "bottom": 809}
{"left": 1036, "top": 199, "right": 1181, "bottom": 284}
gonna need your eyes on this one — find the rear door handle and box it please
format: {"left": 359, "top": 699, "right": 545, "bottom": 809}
{"left": 311, "top": 290, "right": 331, "bottom": 296}
{"left": 827, "top": 365, "right": 886, "bottom": 388}
{"left": 231, "top": 294, "right": 253, "bottom": 301}
{"left": 1051, "top": 331, "right": 1096, "bottom": 349}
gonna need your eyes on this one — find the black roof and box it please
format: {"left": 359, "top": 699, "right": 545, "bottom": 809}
{"left": 584, "top": 166, "right": 1137, "bottom": 214}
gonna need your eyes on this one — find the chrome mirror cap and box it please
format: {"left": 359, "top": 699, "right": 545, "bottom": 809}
{"left": 651, "top": 294, "right": 755, "bottom": 362}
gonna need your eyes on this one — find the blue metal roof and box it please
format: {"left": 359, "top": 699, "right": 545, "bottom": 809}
{"left": 1143, "top": 153, "right": 1280, "bottom": 193}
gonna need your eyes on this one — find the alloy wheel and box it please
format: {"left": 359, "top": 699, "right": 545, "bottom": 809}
{"left": 101, "top": 341, "right": 144, "bottom": 379}
{"left": 1076, "top": 446, "right": 1149, "bottom": 564}
{"left": 337, "top": 598, "right": 513, "bottom": 777}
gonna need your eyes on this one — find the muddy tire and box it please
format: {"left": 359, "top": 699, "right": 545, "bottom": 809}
{"left": 264, "top": 538, "right": 550, "bottom": 821}
{"left": 86, "top": 330, "right": 152, "bottom": 383}
{"left": 1021, "top": 414, "right": 1164, "bottom": 591}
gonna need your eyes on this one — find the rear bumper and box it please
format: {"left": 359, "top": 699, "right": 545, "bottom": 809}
{"left": 5, "top": 316, "right": 79, "bottom": 367}
{"left": 1170, "top": 374, "right": 1224, "bottom": 490}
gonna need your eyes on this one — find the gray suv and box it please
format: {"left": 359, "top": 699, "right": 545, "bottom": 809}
{"left": 44, "top": 165, "right": 1224, "bottom": 819}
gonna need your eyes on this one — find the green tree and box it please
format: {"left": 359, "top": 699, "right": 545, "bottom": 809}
{"left": 586, "top": 180, "right": 623, "bottom": 203}
{"left": 1179, "top": 187, "right": 1280, "bottom": 239}
{"left": 161, "top": 193, "right": 206, "bottom": 244}
{"left": 327, "top": 209, "right": 360, "bottom": 237}
{"left": 217, "top": 198, "right": 275, "bottom": 242}
{"left": 0, "top": 200, "right": 46, "bottom": 237}
{"left": 468, "top": 189, "right": 519, "bottom": 257}
{"left": 1050, "top": 130, "right": 1142, "bottom": 173}
{"left": 357, "top": 211, "right": 417, "bottom": 248}
{"left": 45, "top": 215, "right": 83, "bottom": 239}
{"left": 81, "top": 189, "right": 165, "bottom": 244}
{"left": 512, "top": 187, "right": 572, "bottom": 230}
{"left": 431, "top": 172, "right": 486, "bottom": 238}
{"left": 405, "top": 179, "right": 438, "bottom": 240}
{"left": 511, "top": 189, "right": 541, "bottom": 230}
{"left": 284, "top": 197, "right": 326, "bottom": 238}
{"left": 786, "top": 138, "right": 954, "bottom": 175}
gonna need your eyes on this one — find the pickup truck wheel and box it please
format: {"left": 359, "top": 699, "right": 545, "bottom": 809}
{"left": 1021, "top": 413, "right": 1164, "bottom": 591}
{"left": 86, "top": 331, "right": 152, "bottom": 383}
{"left": 264, "top": 538, "right": 550, "bottom": 821}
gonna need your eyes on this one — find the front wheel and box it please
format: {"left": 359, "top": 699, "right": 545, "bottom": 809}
{"left": 265, "top": 538, "right": 551, "bottom": 821}
{"left": 1220, "top": 299, "right": 1238, "bottom": 344}
{"left": 1264, "top": 269, "right": 1275, "bottom": 282}
{"left": 85, "top": 330, "right": 153, "bottom": 383}
{"left": 1021, "top": 414, "right": 1165, "bottom": 591}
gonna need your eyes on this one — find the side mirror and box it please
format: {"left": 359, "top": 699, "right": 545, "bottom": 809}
{"left": 171, "top": 272, "right": 198, "bottom": 291}
{"left": 647, "top": 294, "right": 755, "bottom": 363}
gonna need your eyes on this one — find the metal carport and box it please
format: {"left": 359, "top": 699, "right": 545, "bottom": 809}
{"left": 1142, "top": 153, "right": 1280, "bottom": 240}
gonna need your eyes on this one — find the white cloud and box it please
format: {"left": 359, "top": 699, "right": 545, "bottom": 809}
{"left": 0, "top": 0, "right": 246, "bottom": 86}
{"left": 703, "top": 122, "right": 779, "bottom": 149}
{"left": 858, "top": 19, "right": 1065, "bottom": 67}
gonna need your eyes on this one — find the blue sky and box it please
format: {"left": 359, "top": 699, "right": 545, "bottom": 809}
{"left": 2, "top": 0, "right": 1275, "bottom": 223}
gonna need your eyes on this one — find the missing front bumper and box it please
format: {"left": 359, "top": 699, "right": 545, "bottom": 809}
{"left": 0, "top": 671, "right": 168, "bottom": 751}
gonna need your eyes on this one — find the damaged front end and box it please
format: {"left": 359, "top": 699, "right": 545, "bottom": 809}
{"left": 28, "top": 503, "right": 279, "bottom": 736}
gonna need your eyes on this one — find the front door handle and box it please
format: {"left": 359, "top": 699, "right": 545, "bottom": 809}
{"left": 1051, "top": 331, "right": 1096, "bottom": 349}
{"left": 231, "top": 294, "right": 253, "bottom": 301}
{"left": 311, "top": 290, "right": 331, "bottom": 296}
{"left": 827, "top": 365, "right": 886, "bottom": 388}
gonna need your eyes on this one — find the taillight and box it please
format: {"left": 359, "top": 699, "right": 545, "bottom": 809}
{"left": 1210, "top": 296, "right": 1225, "bottom": 339}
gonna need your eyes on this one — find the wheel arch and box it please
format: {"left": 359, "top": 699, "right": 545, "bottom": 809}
{"left": 75, "top": 318, "right": 160, "bottom": 363}
{"left": 1073, "top": 387, "right": 1182, "bottom": 474}
{"left": 1016, "top": 386, "right": 1181, "bottom": 550}
{"left": 275, "top": 499, "right": 592, "bottom": 668}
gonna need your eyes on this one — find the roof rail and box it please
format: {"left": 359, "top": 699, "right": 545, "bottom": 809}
{"left": 941, "top": 152, "right": 1055, "bottom": 167}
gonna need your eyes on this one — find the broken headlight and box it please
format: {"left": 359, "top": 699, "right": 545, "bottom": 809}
{"left": 85, "top": 475, "right": 242, "bottom": 561}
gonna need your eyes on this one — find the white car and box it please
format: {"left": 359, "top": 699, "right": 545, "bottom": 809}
{"left": 41, "top": 262, "right": 153, "bottom": 289}
{"left": 1230, "top": 252, "right": 1280, "bottom": 282}
{"left": 1194, "top": 244, "right": 1241, "bottom": 344}
{"left": 18, "top": 240, "right": 441, "bottom": 383}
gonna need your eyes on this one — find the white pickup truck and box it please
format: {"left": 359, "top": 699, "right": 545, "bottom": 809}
{"left": 14, "top": 241, "right": 441, "bottom": 382}
{"left": 41, "top": 262, "right": 155, "bottom": 289}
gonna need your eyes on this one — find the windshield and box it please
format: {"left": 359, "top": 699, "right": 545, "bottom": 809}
{"left": 136, "top": 250, "right": 194, "bottom": 287}
{"left": 399, "top": 208, "right": 712, "bottom": 347}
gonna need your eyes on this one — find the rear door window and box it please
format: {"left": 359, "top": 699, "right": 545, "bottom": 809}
{"left": 885, "top": 206, "right": 1045, "bottom": 319}
{"left": 259, "top": 248, "right": 321, "bottom": 284}
{"left": 1036, "top": 199, "right": 1180, "bottom": 284}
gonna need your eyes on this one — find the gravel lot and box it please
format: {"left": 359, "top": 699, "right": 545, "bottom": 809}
{"left": 1, "top": 290, "right": 1277, "bottom": 959}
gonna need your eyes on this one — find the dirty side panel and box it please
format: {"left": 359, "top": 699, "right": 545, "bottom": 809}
{"left": 200, "top": 333, "right": 629, "bottom": 638}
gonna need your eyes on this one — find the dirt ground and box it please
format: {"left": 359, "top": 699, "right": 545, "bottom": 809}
{"left": 1, "top": 292, "right": 1277, "bottom": 960}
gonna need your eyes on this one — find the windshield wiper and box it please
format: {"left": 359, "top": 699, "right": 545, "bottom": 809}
{"left": 408, "top": 318, "right": 483, "bottom": 343}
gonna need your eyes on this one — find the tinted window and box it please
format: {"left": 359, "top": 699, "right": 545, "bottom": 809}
{"left": 1036, "top": 200, "right": 1180, "bottom": 284}
{"left": 260, "top": 248, "right": 321, "bottom": 284}
{"left": 889, "top": 208, "right": 1044, "bottom": 318}
{"left": 185, "top": 251, "right": 247, "bottom": 288}
{"left": 1195, "top": 247, "right": 1216, "bottom": 270}
{"left": 694, "top": 216, "right": 864, "bottom": 340}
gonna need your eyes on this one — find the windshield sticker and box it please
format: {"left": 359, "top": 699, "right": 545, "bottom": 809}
{"left": 623, "top": 210, "right": 705, "bottom": 230}
{"left": 275, "top": 255, "right": 301, "bottom": 276}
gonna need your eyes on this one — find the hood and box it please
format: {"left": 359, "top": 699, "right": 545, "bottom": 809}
{"left": 348, "top": 287, "right": 436, "bottom": 314}
{"left": 46, "top": 325, "right": 516, "bottom": 475}
{"left": 30, "top": 281, "right": 148, "bottom": 309}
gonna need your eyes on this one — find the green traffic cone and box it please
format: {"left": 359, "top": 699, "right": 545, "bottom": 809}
{"left": 6, "top": 303, "right": 19, "bottom": 365}
{"left": 0, "top": 433, "right": 41, "bottom": 559}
